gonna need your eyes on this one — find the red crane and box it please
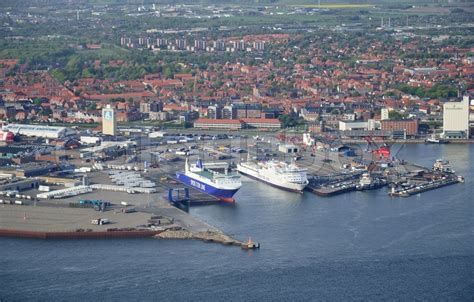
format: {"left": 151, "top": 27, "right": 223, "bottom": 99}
{"left": 363, "top": 136, "right": 390, "bottom": 159}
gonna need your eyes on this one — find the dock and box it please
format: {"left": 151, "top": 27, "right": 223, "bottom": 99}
{"left": 389, "top": 177, "right": 462, "bottom": 197}
{"left": 306, "top": 182, "right": 358, "bottom": 196}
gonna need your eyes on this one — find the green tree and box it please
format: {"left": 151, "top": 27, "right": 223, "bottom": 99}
{"left": 33, "top": 98, "right": 43, "bottom": 106}
{"left": 163, "top": 66, "right": 174, "bottom": 79}
{"left": 389, "top": 110, "right": 404, "bottom": 120}
{"left": 50, "top": 69, "right": 66, "bottom": 83}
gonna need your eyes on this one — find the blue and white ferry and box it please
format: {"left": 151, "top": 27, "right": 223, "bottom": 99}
{"left": 176, "top": 158, "right": 242, "bottom": 203}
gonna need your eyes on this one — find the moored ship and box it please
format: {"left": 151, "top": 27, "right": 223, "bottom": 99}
{"left": 237, "top": 159, "right": 308, "bottom": 192}
{"left": 356, "top": 172, "right": 387, "bottom": 190}
{"left": 176, "top": 158, "right": 242, "bottom": 203}
{"left": 433, "top": 159, "right": 455, "bottom": 174}
{"left": 425, "top": 135, "right": 450, "bottom": 144}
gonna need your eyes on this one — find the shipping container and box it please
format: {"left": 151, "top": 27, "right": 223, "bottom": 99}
{"left": 122, "top": 207, "right": 136, "bottom": 213}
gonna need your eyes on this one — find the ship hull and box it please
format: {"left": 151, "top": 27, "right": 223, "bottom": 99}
{"left": 425, "top": 139, "right": 449, "bottom": 144}
{"left": 175, "top": 172, "right": 239, "bottom": 203}
{"left": 237, "top": 165, "right": 307, "bottom": 192}
{"left": 356, "top": 182, "right": 386, "bottom": 191}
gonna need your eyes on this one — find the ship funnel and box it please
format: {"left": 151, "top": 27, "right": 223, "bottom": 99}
{"left": 196, "top": 159, "right": 203, "bottom": 169}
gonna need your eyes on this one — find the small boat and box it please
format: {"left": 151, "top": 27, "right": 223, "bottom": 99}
{"left": 425, "top": 135, "right": 450, "bottom": 144}
{"left": 241, "top": 237, "right": 260, "bottom": 250}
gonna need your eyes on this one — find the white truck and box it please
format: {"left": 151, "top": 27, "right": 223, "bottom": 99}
{"left": 91, "top": 218, "right": 110, "bottom": 225}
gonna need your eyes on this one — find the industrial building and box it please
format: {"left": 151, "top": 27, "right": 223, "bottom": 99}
{"left": 3, "top": 124, "right": 76, "bottom": 139}
{"left": 193, "top": 118, "right": 281, "bottom": 130}
{"left": 339, "top": 121, "right": 368, "bottom": 131}
{"left": 0, "top": 162, "right": 59, "bottom": 178}
{"left": 241, "top": 118, "right": 281, "bottom": 129}
{"left": 278, "top": 144, "right": 300, "bottom": 154}
{"left": 14, "top": 162, "right": 59, "bottom": 177}
{"left": 381, "top": 119, "right": 418, "bottom": 138}
{"left": 80, "top": 141, "right": 133, "bottom": 158}
{"left": 194, "top": 118, "right": 243, "bottom": 130}
{"left": 0, "top": 177, "right": 40, "bottom": 192}
{"left": 443, "top": 96, "right": 470, "bottom": 139}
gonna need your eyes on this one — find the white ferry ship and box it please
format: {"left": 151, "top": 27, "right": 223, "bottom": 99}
{"left": 237, "top": 159, "right": 308, "bottom": 192}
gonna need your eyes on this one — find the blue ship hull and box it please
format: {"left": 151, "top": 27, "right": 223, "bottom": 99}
{"left": 175, "top": 172, "right": 239, "bottom": 202}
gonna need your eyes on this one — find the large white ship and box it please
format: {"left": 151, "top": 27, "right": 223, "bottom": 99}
{"left": 237, "top": 160, "right": 309, "bottom": 192}
{"left": 176, "top": 158, "right": 242, "bottom": 203}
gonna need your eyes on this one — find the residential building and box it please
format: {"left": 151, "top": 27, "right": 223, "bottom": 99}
{"left": 207, "top": 104, "right": 223, "bottom": 119}
{"left": 140, "top": 102, "right": 151, "bottom": 113}
{"left": 222, "top": 105, "right": 236, "bottom": 119}
{"left": 149, "top": 111, "right": 170, "bottom": 121}
{"left": 150, "top": 101, "right": 163, "bottom": 112}
{"left": 381, "top": 108, "right": 389, "bottom": 121}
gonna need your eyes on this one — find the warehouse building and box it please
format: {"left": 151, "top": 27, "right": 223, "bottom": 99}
{"left": 3, "top": 124, "right": 76, "bottom": 139}
{"left": 443, "top": 96, "right": 470, "bottom": 139}
{"left": 381, "top": 119, "right": 418, "bottom": 138}
{"left": 194, "top": 118, "right": 281, "bottom": 130}
{"left": 194, "top": 119, "right": 243, "bottom": 130}
{"left": 339, "top": 121, "right": 368, "bottom": 131}
{"left": 241, "top": 118, "right": 281, "bottom": 129}
{"left": 0, "top": 178, "right": 40, "bottom": 192}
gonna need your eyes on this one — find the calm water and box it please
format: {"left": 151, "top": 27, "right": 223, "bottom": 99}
{"left": 1, "top": 144, "right": 473, "bottom": 301}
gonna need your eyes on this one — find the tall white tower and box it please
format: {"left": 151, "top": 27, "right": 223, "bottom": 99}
{"left": 102, "top": 104, "right": 117, "bottom": 136}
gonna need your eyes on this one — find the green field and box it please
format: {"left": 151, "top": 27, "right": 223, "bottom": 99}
{"left": 292, "top": 4, "right": 373, "bottom": 9}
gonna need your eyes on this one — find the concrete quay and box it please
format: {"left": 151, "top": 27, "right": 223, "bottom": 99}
{"left": 0, "top": 203, "right": 159, "bottom": 238}
{"left": 0, "top": 188, "right": 243, "bottom": 246}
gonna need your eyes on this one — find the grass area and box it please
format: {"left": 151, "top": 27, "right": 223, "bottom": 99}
{"left": 31, "top": 122, "right": 100, "bottom": 129}
{"left": 292, "top": 4, "right": 373, "bottom": 9}
{"left": 119, "top": 120, "right": 165, "bottom": 127}
{"left": 76, "top": 44, "right": 130, "bottom": 59}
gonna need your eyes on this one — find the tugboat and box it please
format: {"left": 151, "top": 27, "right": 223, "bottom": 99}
{"left": 241, "top": 237, "right": 260, "bottom": 250}
{"left": 425, "top": 134, "right": 450, "bottom": 144}
{"left": 356, "top": 172, "right": 387, "bottom": 190}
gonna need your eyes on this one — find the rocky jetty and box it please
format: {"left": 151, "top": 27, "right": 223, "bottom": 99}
{"left": 154, "top": 229, "right": 242, "bottom": 247}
